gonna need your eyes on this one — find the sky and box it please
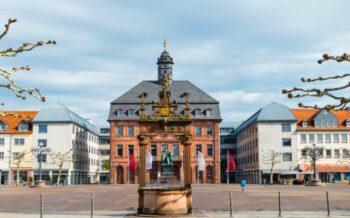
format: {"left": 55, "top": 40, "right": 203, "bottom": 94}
{"left": 1, "top": 0, "right": 350, "bottom": 126}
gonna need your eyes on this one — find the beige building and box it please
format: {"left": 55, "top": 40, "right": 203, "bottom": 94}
{"left": 0, "top": 111, "right": 38, "bottom": 185}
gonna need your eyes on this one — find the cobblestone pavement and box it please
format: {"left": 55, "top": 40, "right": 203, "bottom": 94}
{"left": 0, "top": 184, "right": 349, "bottom": 215}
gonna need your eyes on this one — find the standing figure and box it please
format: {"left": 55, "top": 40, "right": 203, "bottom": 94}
{"left": 240, "top": 179, "right": 246, "bottom": 192}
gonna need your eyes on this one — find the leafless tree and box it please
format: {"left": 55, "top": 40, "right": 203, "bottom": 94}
{"left": 50, "top": 149, "right": 73, "bottom": 186}
{"left": 9, "top": 150, "right": 32, "bottom": 186}
{"left": 263, "top": 149, "right": 281, "bottom": 184}
{"left": 0, "top": 18, "right": 55, "bottom": 116}
{"left": 298, "top": 145, "right": 324, "bottom": 180}
{"left": 282, "top": 53, "right": 350, "bottom": 110}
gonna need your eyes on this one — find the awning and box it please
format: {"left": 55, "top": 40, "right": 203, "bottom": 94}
{"left": 261, "top": 169, "right": 300, "bottom": 175}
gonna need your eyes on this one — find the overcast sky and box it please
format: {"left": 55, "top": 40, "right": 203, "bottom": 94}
{"left": 1, "top": 0, "right": 350, "bottom": 126}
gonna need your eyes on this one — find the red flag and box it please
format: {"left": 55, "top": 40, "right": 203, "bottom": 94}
{"left": 129, "top": 151, "right": 137, "bottom": 172}
{"left": 225, "top": 150, "right": 236, "bottom": 172}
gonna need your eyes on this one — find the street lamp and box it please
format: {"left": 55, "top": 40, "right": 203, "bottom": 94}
{"left": 32, "top": 142, "right": 51, "bottom": 186}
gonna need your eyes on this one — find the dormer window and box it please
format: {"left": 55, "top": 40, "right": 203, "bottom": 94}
{"left": 128, "top": 109, "right": 135, "bottom": 117}
{"left": 18, "top": 121, "right": 28, "bottom": 131}
{"left": 194, "top": 109, "right": 201, "bottom": 117}
{"left": 0, "top": 121, "right": 7, "bottom": 131}
{"left": 116, "top": 109, "right": 123, "bottom": 117}
{"left": 205, "top": 109, "right": 213, "bottom": 117}
{"left": 346, "top": 120, "right": 350, "bottom": 127}
{"left": 301, "top": 120, "right": 307, "bottom": 127}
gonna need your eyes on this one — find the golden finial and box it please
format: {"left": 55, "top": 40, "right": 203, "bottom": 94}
{"left": 163, "top": 39, "right": 167, "bottom": 50}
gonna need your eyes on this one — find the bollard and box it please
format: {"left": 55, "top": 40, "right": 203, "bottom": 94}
{"left": 326, "top": 191, "right": 330, "bottom": 217}
{"left": 91, "top": 193, "right": 94, "bottom": 218}
{"left": 278, "top": 191, "right": 282, "bottom": 217}
{"left": 229, "top": 191, "right": 233, "bottom": 217}
{"left": 40, "top": 194, "right": 43, "bottom": 218}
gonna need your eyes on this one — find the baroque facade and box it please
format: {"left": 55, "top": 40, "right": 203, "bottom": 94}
{"left": 108, "top": 45, "right": 222, "bottom": 184}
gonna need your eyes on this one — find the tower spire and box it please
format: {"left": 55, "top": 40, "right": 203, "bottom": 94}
{"left": 163, "top": 39, "right": 167, "bottom": 50}
{"left": 157, "top": 40, "right": 174, "bottom": 83}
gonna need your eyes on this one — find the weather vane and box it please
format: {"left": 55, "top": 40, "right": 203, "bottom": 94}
{"left": 163, "top": 39, "right": 167, "bottom": 50}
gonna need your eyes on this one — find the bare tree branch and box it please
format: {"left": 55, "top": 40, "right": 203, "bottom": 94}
{"left": 0, "top": 18, "right": 55, "bottom": 111}
{"left": 282, "top": 53, "right": 350, "bottom": 110}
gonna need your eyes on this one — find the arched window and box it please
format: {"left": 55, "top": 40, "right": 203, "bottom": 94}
{"left": 0, "top": 121, "right": 8, "bottom": 131}
{"left": 18, "top": 121, "right": 29, "bottom": 131}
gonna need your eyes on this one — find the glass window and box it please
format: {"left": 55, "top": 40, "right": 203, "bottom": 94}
{"left": 325, "top": 134, "right": 331, "bottom": 143}
{"left": 38, "top": 154, "right": 47, "bottom": 163}
{"left": 302, "top": 121, "right": 307, "bottom": 127}
{"left": 300, "top": 134, "right": 307, "bottom": 143}
{"left": 0, "top": 152, "right": 3, "bottom": 160}
{"left": 38, "top": 139, "right": 47, "bottom": 147}
{"left": 282, "top": 124, "right": 291, "bottom": 132}
{"left": 334, "top": 149, "right": 340, "bottom": 158}
{"left": 317, "top": 149, "right": 324, "bottom": 158}
{"left": 151, "top": 144, "right": 157, "bottom": 156}
{"left": 128, "top": 109, "right": 135, "bottom": 117}
{"left": 14, "top": 138, "right": 25, "bottom": 145}
{"left": 341, "top": 133, "right": 348, "bottom": 143}
{"left": 117, "top": 126, "right": 123, "bottom": 136}
{"left": 207, "top": 144, "right": 213, "bottom": 156}
{"left": 283, "top": 153, "right": 292, "bottom": 161}
{"left": 333, "top": 134, "right": 339, "bottom": 143}
{"left": 309, "top": 134, "right": 315, "bottom": 143}
{"left": 195, "top": 126, "right": 202, "bottom": 136}
{"left": 194, "top": 109, "right": 201, "bottom": 117}
{"left": 116, "top": 109, "right": 123, "bottom": 117}
{"left": 205, "top": 109, "right": 212, "bottom": 117}
{"left": 206, "top": 126, "right": 213, "bottom": 136}
{"left": 317, "top": 134, "right": 323, "bottom": 143}
{"left": 173, "top": 144, "right": 179, "bottom": 157}
{"left": 18, "top": 121, "right": 28, "bottom": 131}
{"left": 117, "top": 145, "right": 123, "bottom": 156}
{"left": 128, "top": 145, "right": 134, "bottom": 155}
{"left": 38, "top": 124, "right": 47, "bottom": 133}
{"left": 326, "top": 149, "right": 332, "bottom": 158}
{"left": 282, "top": 138, "right": 291, "bottom": 146}
{"left": 0, "top": 138, "right": 4, "bottom": 146}
{"left": 195, "top": 144, "right": 202, "bottom": 156}
{"left": 346, "top": 121, "right": 350, "bottom": 127}
{"left": 0, "top": 121, "right": 7, "bottom": 131}
{"left": 128, "top": 126, "right": 134, "bottom": 136}
{"left": 343, "top": 149, "right": 350, "bottom": 158}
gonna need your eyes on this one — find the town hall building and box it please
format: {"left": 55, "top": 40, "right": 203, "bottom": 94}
{"left": 108, "top": 43, "right": 222, "bottom": 184}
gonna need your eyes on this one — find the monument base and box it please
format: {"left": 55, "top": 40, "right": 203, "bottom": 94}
{"left": 35, "top": 180, "right": 46, "bottom": 188}
{"left": 138, "top": 186, "right": 192, "bottom": 215}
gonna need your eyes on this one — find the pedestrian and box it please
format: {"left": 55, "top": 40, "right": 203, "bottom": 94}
{"left": 240, "top": 179, "right": 246, "bottom": 192}
{"left": 263, "top": 178, "right": 266, "bottom": 187}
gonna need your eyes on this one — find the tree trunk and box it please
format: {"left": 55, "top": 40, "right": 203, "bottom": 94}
{"left": 56, "top": 164, "right": 63, "bottom": 186}
{"left": 16, "top": 164, "right": 20, "bottom": 187}
{"left": 270, "top": 163, "right": 275, "bottom": 184}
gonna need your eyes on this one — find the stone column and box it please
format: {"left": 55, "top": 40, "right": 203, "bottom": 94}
{"left": 183, "top": 135, "right": 192, "bottom": 188}
{"left": 138, "top": 135, "right": 149, "bottom": 188}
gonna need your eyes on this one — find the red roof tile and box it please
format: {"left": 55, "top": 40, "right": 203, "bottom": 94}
{"left": 0, "top": 111, "right": 38, "bottom": 134}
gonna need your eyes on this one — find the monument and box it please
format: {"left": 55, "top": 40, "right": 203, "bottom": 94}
{"left": 137, "top": 72, "right": 193, "bottom": 215}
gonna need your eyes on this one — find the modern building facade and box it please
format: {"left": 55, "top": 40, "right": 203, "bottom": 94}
{"left": 108, "top": 45, "right": 222, "bottom": 184}
{"left": 0, "top": 111, "right": 37, "bottom": 185}
{"left": 291, "top": 109, "right": 350, "bottom": 183}
{"left": 99, "top": 126, "right": 110, "bottom": 184}
{"left": 220, "top": 122, "right": 240, "bottom": 183}
{"left": 235, "top": 102, "right": 350, "bottom": 184}
{"left": 235, "top": 103, "right": 298, "bottom": 184}
{"left": 32, "top": 104, "right": 100, "bottom": 185}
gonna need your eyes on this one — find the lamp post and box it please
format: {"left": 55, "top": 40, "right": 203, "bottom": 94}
{"left": 32, "top": 142, "right": 51, "bottom": 187}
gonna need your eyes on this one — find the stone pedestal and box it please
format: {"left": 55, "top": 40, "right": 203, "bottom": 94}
{"left": 138, "top": 187, "right": 192, "bottom": 215}
{"left": 35, "top": 180, "right": 46, "bottom": 187}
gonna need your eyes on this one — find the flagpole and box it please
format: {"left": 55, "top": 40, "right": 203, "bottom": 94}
{"left": 227, "top": 150, "right": 229, "bottom": 184}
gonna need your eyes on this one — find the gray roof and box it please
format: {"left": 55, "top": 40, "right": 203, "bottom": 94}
{"left": 221, "top": 121, "right": 242, "bottom": 129}
{"left": 109, "top": 80, "right": 221, "bottom": 121}
{"left": 33, "top": 104, "right": 99, "bottom": 135}
{"left": 234, "top": 102, "right": 296, "bottom": 134}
